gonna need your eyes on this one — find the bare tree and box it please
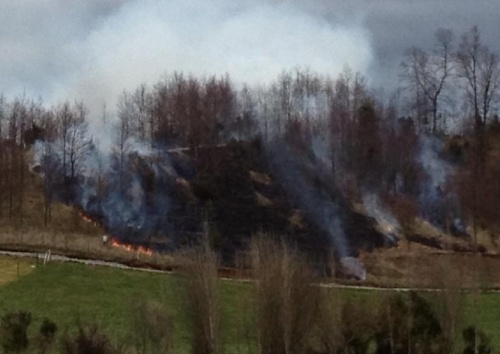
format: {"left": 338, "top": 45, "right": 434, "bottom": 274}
{"left": 0, "top": 95, "right": 5, "bottom": 218}
{"left": 255, "top": 87, "right": 270, "bottom": 141}
{"left": 185, "top": 77, "right": 203, "bottom": 156}
{"left": 456, "top": 26, "right": 500, "bottom": 241}
{"left": 353, "top": 100, "right": 382, "bottom": 189}
{"left": 133, "top": 84, "right": 150, "bottom": 141}
{"left": 329, "top": 67, "right": 368, "bottom": 178}
{"left": 4, "top": 99, "right": 27, "bottom": 220}
{"left": 236, "top": 85, "right": 258, "bottom": 140}
{"left": 50, "top": 102, "right": 92, "bottom": 204}
{"left": 116, "top": 92, "right": 134, "bottom": 192}
{"left": 151, "top": 80, "right": 174, "bottom": 143}
{"left": 456, "top": 26, "right": 500, "bottom": 132}
{"left": 251, "top": 236, "right": 320, "bottom": 354}
{"left": 400, "top": 28, "right": 455, "bottom": 133}
{"left": 66, "top": 123, "right": 91, "bottom": 181}
{"left": 180, "top": 232, "right": 222, "bottom": 354}
{"left": 40, "top": 142, "right": 59, "bottom": 225}
{"left": 55, "top": 102, "right": 86, "bottom": 178}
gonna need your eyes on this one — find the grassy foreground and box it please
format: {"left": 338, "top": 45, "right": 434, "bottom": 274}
{"left": 0, "top": 256, "right": 500, "bottom": 352}
{"left": 0, "top": 257, "right": 252, "bottom": 353}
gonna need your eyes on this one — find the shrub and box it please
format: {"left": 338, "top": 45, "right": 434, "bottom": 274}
{"left": 0, "top": 311, "right": 32, "bottom": 353}
{"left": 462, "top": 326, "right": 493, "bottom": 354}
{"left": 375, "top": 292, "right": 445, "bottom": 354}
{"left": 37, "top": 318, "right": 58, "bottom": 354}
{"left": 130, "top": 298, "right": 174, "bottom": 354}
{"left": 60, "top": 324, "right": 118, "bottom": 354}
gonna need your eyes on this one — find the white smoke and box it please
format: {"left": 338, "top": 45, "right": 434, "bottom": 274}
{"left": 362, "top": 193, "right": 399, "bottom": 242}
{"left": 1, "top": 0, "right": 373, "bottom": 119}
{"left": 417, "top": 134, "right": 467, "bottom": 235}
{"left": 340, "top": 257, "right": 366, "bottom": 280}
{"left": 418, "top": 134, "right": 451, "bottom": 189}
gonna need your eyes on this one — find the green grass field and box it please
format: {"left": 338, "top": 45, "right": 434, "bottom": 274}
{"left": 0, "top": 257, "right": 254, "bottom": 353}
{"left": 0, "top": 256, "right": 500, "bottom": 353}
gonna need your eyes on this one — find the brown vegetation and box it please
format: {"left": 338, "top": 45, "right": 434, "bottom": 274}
{"left": 250, "top": 237, "right": 320, "bottom": 354}
{"left": 179, "top": 236, "right": 222, "bottom": 354}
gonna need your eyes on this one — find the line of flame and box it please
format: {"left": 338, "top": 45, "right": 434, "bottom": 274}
{"left": 78, "top": 209, "right": 154, "bottom": 256}
{"left": 109, "top": 237, "right": 153, "bottom": 256}
{"left": 78, "top": 211, "right": 100, "bottom": 227}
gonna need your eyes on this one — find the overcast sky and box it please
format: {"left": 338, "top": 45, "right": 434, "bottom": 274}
{"left": 1, "top": 0, "right": 499, "bottom": 113}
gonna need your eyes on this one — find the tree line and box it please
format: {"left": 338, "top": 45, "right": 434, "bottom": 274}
{"left": 0, "top": 25, "right": 499, "bottom": 241}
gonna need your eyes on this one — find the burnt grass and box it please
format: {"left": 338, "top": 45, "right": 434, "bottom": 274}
{"left": 178, "top": 139, "right": 389, "bottom": 265}
{"left": 8, "top": 138, "right": 390, "bottom": 273}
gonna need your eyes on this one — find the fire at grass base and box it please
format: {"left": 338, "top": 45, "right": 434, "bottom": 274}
{"left": 80, "top": 211, "right": 154, "bottom": 257}
{"left": 5, "top": 30, "right": 500, "bottom": 283}
{"left": 46, "top": 130, "right": 478, "bottom": 282}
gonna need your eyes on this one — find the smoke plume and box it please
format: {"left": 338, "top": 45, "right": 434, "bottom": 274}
{"left": 0, "top": 0, "right": 372, "bottom": 120}
{"left": 362, "top": 193, "right": 399, "bottom": 242}
{"left": 418, "top": 134, "right": 467, "bottom": 235}
{"left": 266, "top": 140, "right": 349, "bottom": 257}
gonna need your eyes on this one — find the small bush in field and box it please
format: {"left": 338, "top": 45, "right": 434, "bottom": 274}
{"left": 462, "top": 326, "right": 493, "bottom": 354}
{"left": 0, "top": 311, "right": 32, "bottom": 353}
{"left": 130, "top": 298, "right": 174, "bottom": 354}
{"left": 37, "top": 318, "right": 58, "bottom": 354}
{"left": 60, "top": 323, "right": 118, "bottom": 354}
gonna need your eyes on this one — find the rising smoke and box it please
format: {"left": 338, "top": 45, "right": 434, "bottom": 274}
{"left": 32, "top": 130, "right": 184, "bottom": 248}
{"left": 265, "top": 140, "right": 349, "bottom": 257}
{"left": 5, "top": 0, "right": 379, "bottom": 277}
{"left": 0, "top": 0, "right": 373, "bottom": 121}
{"left": 418, "top": 134, "right": 467, "bottom": 235}
{"left": 265, "top": 132, "right": 370, "bottom": 279}
{"left": 362, "top": 193, "right": 399, "bottom": 242}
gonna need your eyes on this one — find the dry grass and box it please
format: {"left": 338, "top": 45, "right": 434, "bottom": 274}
{"left": 255, "top": 192, "right": 273, "bottom": 207}
{"left": 248, "top": 171, "right": 272, "bottom": 185}
{"left": 0, "top": 173, "right": 101, "bottom": 236}
{"left": 0, "top": 256, "right": 34, "bottom": 285}
{"left": 287, "top": 210, "right": 304, "bottom": 229}
{"left": 360, "top": 245, "right": 500, "bottom": 289}
{"left": 0, "top": 230, "right": 177, "bottom": 270}
{"left": 472, "top": 226, "right": 500, "bottom": 253}
{"left": 0, "top": 169, "right": 180, "bottom": 270}
{"left": 354, "top": 203, "right": 500, "bottom": 289}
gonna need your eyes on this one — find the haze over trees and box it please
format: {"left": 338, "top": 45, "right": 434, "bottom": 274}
{"left": 0, "top": 25, "right": 498, "bottom": 259}
{"left": 1, "top": 9, "right": 500, "bottom": 354}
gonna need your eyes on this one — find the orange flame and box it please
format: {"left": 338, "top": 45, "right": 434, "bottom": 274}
{"left": 109, "top": 237, "right": 153, "bottom": 256}
{"left": 78, "top": 210, "right": 154, "bottom": 256}
{"left": 78, "top": 211, "right": 100, "bottom": 228}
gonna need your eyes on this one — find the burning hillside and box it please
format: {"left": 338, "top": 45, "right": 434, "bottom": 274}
{"left": 22, "top": 67, "right": 496, "bottom": 281}
{"left": 30, "top": 124, "right": 478, "bottom": 277}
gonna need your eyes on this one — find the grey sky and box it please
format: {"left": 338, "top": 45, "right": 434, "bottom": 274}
{"left": 1, "top": 0, "right": 498, "bottom": 112}
{"left": 363, "top": 0, "right": 500, "bottom": 88}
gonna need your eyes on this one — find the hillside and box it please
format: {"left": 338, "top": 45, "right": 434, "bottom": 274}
{"left": 3, "top": 131, "right": 500, "bottom": 284}
{"left": 1, "top": 71, "right": 500, "bottom": 285}
{"left": 16, "top": 139, "right": 388, "bottom": 271}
